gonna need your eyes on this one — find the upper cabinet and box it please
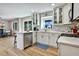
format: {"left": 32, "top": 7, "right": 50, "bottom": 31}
{"left": 22, "top": 16, "right": 33, "bottom": 32}
{"left": 24, "top": 21, "right": 32, "bottom": 31}
{"left": 54, "top": 8, "right": 62, "bottom": 24}
{"left": 12, "top": 16, "right": 33, "bottom": 32}
{"left": 12, "top": 19, "right": 19, "bottom": 32}
{"left": 54, "top": 3, "right": 72, "bottom": 24}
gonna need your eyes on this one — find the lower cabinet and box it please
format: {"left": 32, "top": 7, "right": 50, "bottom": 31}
{"left": 37, "top": 32, "right": 60, "bottom": 48}
{"left": 49, "top": 33, "right": 60, "bottom": 48}
{"left": 37, "top": 32, "right": 49, "bottom": 45}
{"left": 58, "top": 43, "right": 79, "bottom": 56}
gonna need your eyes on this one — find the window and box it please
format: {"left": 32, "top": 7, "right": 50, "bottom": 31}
{"left": 41, "top": 16, "right": 53, "bottom": 29}
{"left": 45, "top": 20, "right": 52, "bottom": 29}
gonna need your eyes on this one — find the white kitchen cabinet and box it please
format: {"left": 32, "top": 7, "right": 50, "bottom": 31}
{"left": 37, "top": 32, "right": 60, "bottom": 48}
{"left": 58, "top": 44, "right": 79, "bottom": 56}
{"left": 37, "top": 32, "right": 49, "bottom": 45}
{"left": 58, "top": 36, "right": 79, "bottom": 56}
{"left": 54, "top": 8, "right": 62, "bottom": 24}
{"left": 49, "top": 33, "right": 60, "bottom": 48}
{"left": 16, "top": 33, "right": 24, "bottom": 49}
{"left": 42, "top": 33, "right": 49, "bottom": 45}
{"left": 37, "top": 32, "right": 43, "bottom": 43}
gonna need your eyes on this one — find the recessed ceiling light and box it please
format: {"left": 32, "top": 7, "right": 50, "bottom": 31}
{"left": 51, "top": 4, "right": 55, "bottom": 6}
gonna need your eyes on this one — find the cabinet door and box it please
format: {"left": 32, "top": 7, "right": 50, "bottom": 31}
{"left": 37, "top": 32, "right": 49, "bottom": 45}
{"left": 28, "top": 21, "right": 32, "bottom": 30}
{"left": 24, "top": 21, "right": 28, "bottom": 31}
{"left": 49, "top": 33, "right": 60, "bottom": 48}
{"left": 42, "top": 33, "right": 49, "bottom": 45}
{"left": 37, "top": 32, "right": 43, "bottom": 44}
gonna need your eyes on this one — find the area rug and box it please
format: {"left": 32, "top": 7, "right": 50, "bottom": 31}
{"left": 36, "top": 43, "right": 49, "bottom": 50}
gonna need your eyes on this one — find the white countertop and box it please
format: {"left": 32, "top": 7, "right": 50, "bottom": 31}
{"left": 16, "top": 30, "right": 64, "bottom": 34}
{"left": 37, "top": 31, "right": 69, "bottom": 34}
{"left": 58, "top": 36, "right": 79, "bottom": 47}
{"left": 16, "top": 31, "right": 33, "bottom": 33}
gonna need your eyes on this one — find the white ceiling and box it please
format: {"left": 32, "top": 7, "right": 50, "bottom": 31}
{"left": 0, "top": 3, "right": 66, "bottom": 19}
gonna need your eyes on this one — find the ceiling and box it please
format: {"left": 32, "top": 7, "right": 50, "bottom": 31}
{"left": 0, "top": 3, "right": 66, "bottom": 19}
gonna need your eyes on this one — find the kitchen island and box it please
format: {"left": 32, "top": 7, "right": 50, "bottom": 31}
{"left": 58, "top": 34, "right": 79, "bottom": 56}
{"left": 16, "top": 31, "right": 33, "bottom": 50}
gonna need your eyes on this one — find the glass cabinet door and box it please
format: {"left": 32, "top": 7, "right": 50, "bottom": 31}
{"left": 24, "top": 21, "right": 32, "bottom": 31}
{"left": 28, "top": 21, "right": 32, "bottom": 30}
{"left": 24, "top": 22, "right": 28, "bottom": 31}
{"left": 54, "top": 9, "right": 57, "bottom": 24}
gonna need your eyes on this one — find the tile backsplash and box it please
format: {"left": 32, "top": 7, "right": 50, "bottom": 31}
{"left": 52, "top": 25, "right": 71, "bottom": 32}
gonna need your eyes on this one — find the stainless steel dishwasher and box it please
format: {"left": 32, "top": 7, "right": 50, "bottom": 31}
{"left": 24, "top": 32, "right": 32, "bottom": 48}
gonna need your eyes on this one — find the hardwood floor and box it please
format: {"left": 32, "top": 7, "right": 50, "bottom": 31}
{"left": 24, "top": 46, "right": 58, "bottom": 56}
{"left": 0, "top": 36, "right": 58, "bottom": 56}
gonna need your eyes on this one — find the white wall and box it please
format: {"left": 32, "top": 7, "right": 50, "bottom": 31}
{"left": 62, "top": 4, "right": 71, "bottom": 24}
{"left": 74, "top": 3, "right": 79, "bottom": 19}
